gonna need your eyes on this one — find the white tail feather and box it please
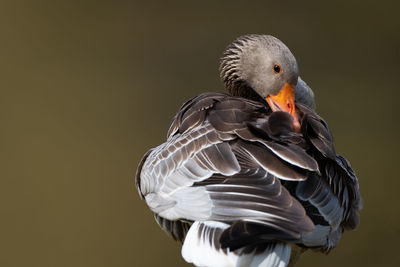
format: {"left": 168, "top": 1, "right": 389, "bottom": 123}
{"left": 182, "top": 221, "right": 291, "bottom": 267}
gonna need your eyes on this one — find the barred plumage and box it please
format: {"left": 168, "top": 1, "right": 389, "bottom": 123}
{"left": 136, "top": 34, "right": 361, "bottom": 267}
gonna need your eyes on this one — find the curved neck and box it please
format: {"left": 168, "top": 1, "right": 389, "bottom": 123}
{"left": 227, "top": 80, "right": 267, "bottom": 104}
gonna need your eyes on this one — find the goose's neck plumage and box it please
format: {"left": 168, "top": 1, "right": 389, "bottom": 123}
{"left": 219, "top": 35, "right": 269, "bottom": 99}
{"left": 219, "top": 35, "right": 255, "bottom": 98}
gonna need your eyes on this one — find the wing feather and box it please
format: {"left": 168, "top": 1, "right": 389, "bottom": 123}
{"left": 137, "top": 93, "right": 361, "bottom": 253}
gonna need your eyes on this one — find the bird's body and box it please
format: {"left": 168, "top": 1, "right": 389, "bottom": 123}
{"left": 136, "top": 35, "right": 361, "bottom": 267}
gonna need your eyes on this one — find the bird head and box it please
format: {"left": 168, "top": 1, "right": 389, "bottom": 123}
{"left": 220, "top": 34, "right": 301, "bottom": 131}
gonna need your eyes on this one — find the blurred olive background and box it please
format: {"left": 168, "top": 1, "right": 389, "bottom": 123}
{"left": 0, "top": 0, "right": 399, "bottom": 266}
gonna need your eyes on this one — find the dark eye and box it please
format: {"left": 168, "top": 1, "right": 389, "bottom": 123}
{"left": 273, "top": 64, "right": 281, "bottom": 73}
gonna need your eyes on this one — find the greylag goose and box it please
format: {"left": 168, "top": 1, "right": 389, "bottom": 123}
{"left": 136, "top": 34, "right": 362, "bottom": 267}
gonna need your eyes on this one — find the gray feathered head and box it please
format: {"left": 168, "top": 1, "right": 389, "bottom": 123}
{"left": 220, "top": 34, "right": 299, "bottom": 99}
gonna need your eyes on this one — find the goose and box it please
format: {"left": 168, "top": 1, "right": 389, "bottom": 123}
{"left": 136, "top": 34, "right": 362, "bottom": 267}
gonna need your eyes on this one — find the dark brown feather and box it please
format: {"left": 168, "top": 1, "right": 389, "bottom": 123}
{"left": 138, "top": 92, "right": 361, "bottom": 252}
{"left": 233, "top": 141, "right": 309, "bottom": 181}
{"left": 299, "top": 104, "right": 336, "bottom": 160}
{"left": 135, "top": 149, "right": 153, "bottom": 199}
{"left": 154, "top": 214, "right": 192, "bottom": 243}
{"left": 296, "top": 103, "right": 361, "bottom": 232}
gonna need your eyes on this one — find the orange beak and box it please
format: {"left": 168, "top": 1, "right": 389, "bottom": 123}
{"left": 266, "top": 83, "right": 301, "bottom": 132}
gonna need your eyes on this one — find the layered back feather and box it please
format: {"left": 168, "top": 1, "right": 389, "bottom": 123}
{"left": 136, "top": 92, "right": 361, "bottom": 267}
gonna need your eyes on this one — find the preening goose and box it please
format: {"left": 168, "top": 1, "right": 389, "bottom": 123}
{"left": 136, "top": 34, "right": 362, "bottom": 267}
